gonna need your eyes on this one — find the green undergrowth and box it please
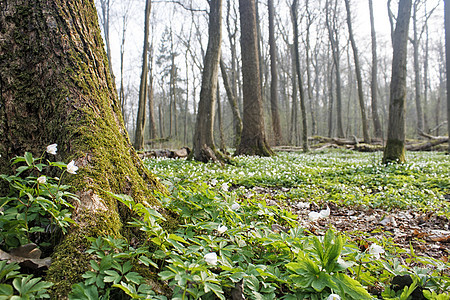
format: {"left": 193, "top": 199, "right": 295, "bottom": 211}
{"left": 146, "top": 149, "right": 450, "bottom": 215}
{"left": 1, "top": 149, "right": 449, "bottom": 299}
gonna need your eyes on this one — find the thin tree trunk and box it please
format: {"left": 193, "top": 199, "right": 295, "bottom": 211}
{"left": 268, "top": 0, "right": 283, "bottom": 145}
{"left": 0, "top": 0, "right": 165, "bottom": 296}
{"left": 305, "top": 0, "right": 317, "bottom": 136}
{"left": 368, "top": 0, "right": 383, "bottom": 139}
{"left": 289, "top": 44, "right": 298, "bottom": 145}
{"left": 445, "top": 0, "right": 450, "bottom": 153}
{"left": 217, "top": 82, "right": 226, "bottom": 150}
{"left": 383, "top": 0, "right": 412, "bottom": 163}
{"left": 134, "top": 0, "right": 152, "bottom": 150}
{"left": 291, "top": 0, "right": 308, "bottom": 152}
{"left": 326, "top": 0, "right": 344, "bottom": 138}
{"left": 236, "top": 0, "right": 273, "bottom": 156}
{"left": 100, "top": 0, "right": 114, "bottom": 78}
{"left": 344, "top": 0, "right": 370, "bottom": 143}
{"left": 192, "top": 0, "right": 224, "bottom": 162}
{"left": 412, "top": 1, "right": 424, "bottom": 134}
{"left": 220, "top": 57, "right": 243, "bottom": 147}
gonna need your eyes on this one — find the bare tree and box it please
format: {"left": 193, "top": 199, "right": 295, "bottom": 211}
{"left": 268, "top": 0, "right": 283, "bottom": 145}
{"left": 344, "top": 0, "right": 370, "bottom": 143}
{"left": 134, "top": 0, "right": 152, "bottom": 150}
{"left": 368, "top": 0, "right": 383, "bottom": 139}
{"left": 236, "top": 0, "right": 273, "bottom": 156}
{"left": 192, "top": 0, "right": 225, "bottom": 162}
{"left": 291, "top": 0, "right": 308, "bottom": 151}
{"left": 220, "top": 57, "right": 243, "bottom": 147}
{"left": 326, "top": 0, "right": 344, "bottom": 138}
{"left": 383, "top": 0, "right": 413, "bottom": 163}
{"left": 446, "top": 0, "right": 450, "bottom": 152}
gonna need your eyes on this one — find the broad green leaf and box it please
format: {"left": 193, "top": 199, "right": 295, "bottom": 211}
{"left": 24, "top": 152, "right": 33, "bottom": 166}
{"left": 332, "top": 273, "right": 371, "bottom": 300}
{"left": 0, "top": 284, "right": 13, "bottom": 297}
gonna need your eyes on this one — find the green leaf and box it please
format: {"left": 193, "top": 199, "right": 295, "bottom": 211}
{"left": 24, "top": 152, "right": 33, "bottom": 166}
{"left": 0, "top": 284, "right": 13, "bottom": 297}
{"left": 139, "top": 256, "right": 158, "bottom": 268}
{"left": 69, "top": 283, "right": 100, "bottom": 300}
{"left": 332, "top": 273, "right": 371, "bottom": 300}
{"left": 124, "top": 272, "right": 143, "bottom": 285}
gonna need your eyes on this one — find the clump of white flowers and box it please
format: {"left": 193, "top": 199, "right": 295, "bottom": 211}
{"left": 37, "top": 175, "right": 47, "bottom": 184}
{"left": 204, "top": 252, "right": 218, "bottom": 266}
{"left": 368, "top": 243, "right": 385, "bottom": 259}
{"left": 231, "top": 203, "right": 240, "bottom": 211}
{"left": 308, "top": 206, "right": 330, "bottom": 222}
{"left": 217, "top": 225, "right": 228, "bottom": 234}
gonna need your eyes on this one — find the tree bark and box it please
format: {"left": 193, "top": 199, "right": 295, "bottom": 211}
{"left": 326, "top": 0, "right": 344, "bottom": 138}
{"left": 236, "top": 0, "right": 273, "bottom": 156}
{"left": 446, "top": 0, "right": 450, "bottom": 153}
{"left": 220, "top": 57, "right": 243, "bottom": 148}
{"left": 344, "top": 0, "right": 370, "bottom": 143}
{"left": 0, "top": 0, "right": 165, "bottom": 296}
{"left": 383, "top": 0, "right": 412, "bottom": 163}
{"left": 411, "top": 0, "right": 425, "bottom": 134}
{"left": 291, "top": 0, "right": 309, "bottom": 152}
{"left": 368, "top": 0, "right": 383, "bottom": 139}
{"left": 268, "top": 0, "right": 283, "bottom": 146}
{"left": 134, "top": 0, "right": 151, "bottom": 150}
{"left": 192, "top": 0, "right": 224, "bottom": 162}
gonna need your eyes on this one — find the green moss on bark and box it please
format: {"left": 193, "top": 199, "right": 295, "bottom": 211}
{"left": 383, "top": 139, "right": 406, "bottom": 164}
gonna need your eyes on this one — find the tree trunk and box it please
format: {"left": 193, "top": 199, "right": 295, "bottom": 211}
{"left": 268, "top": 0, "right": 283, "bottom": 146}
{"left": 305, "top": 0, "right": 317, "bottom": 136}
{"left": 236, "top": 0, "right": 273, "bottom": 156}
{"left": 134, "top": 0, "right": 151, "bottom": 150}
{"left": 344, "top": 0, "right": 370, "bottom": 143}
{"left": 291, "top": 0, "right": 309, "bottom": 152}
{"left": 289, "top": 44, "right": 299, "bottom": 145}
{"left": 383, "top": 0, "right": 412, "bottom": 163}
{"left": 446, "top": 0, "right": 450, "bottom": 153}
{"left": 192, "top": 0, "right": 224, "bottom": 162}
{"left": 220, "top": 57, "right": 243, "bottom": 148}
{"left": 0, "top": 0, "right": 165, "bottom": 296}
{"left": 412, "top": 1, "right": 424, "bottom": 134}
{"left": 368, "top": 0, "right": 383, "bottom": 139}
{"left": 326, "top": 0, "right": 344, "bottom": 138}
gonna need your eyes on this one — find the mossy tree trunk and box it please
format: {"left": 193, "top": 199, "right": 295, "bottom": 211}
{"left": 0, "top": 0, "right": 164, "bottom": 296}
{"left": 236, "top": 0, "right": 273, "bottom": 156}
{"left": 383, "top": 0, "right": 412, "bottom": 163}
{"left": 192, "top": 0, "right": 224, "bottom": 163}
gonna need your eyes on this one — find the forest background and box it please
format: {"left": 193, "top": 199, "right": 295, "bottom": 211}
{"left": 94, "top": 0, "right": 446, "bottom": 149}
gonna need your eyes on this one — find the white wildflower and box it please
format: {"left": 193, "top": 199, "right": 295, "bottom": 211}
{"left": 46, "top": 144, "right": 57, "bottom": 155}
{"left": 327, "top": 294, "right": 341, "bottom": 300}
{"left": 368, "top": 243, "right": 385, "bottom": 259}
{"left": 66, "top": 160, "right": 78, "bottom": 174}
{"left": 221, "top": 182, "right": 229, "bottom": 191}
{"left": 217, "top": 225, "right": 228, "bottom": 234}
{"left": 204, "top": 252, "right": 218, "bottom": 266}
{"left": 37, "top": 175, "right": 46, "bottom": 184}
{"left": 210, "top": 179, "right": 218, "bottom": 186}
{"left": 231, "top": 203, "right": 240, "bottom": 211}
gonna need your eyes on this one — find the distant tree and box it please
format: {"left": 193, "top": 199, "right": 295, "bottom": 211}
{"left": 268, "top": 0, "right": 283, "bottom": 145}
{"left": 368, "top": 0, "right": 383, "bottom": 139}
{"left": 220, "top": 57, "right": 243, "bottom": 148}
{"left": 134, "top": 0, "right": 152, "bottom": 150}
{"left": 326, "top": 0, "right": 344, "bottom": 138}
{"left": 383, "top": 0, "right": 413, "bottom": 163}
{"left": 192, "top": 0, "right": 224, "bottom": 162}
{"left": 291, "top": 0, "right": 309, "bottom": 151}
{"left": 446, "top": 0, "right": 450, "bottom": 152}
{"left": 236, "top": 0, "right": 273, "bottom": 156}
{"left": 344, "top": 0, "right": 370, "bottom": 143}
